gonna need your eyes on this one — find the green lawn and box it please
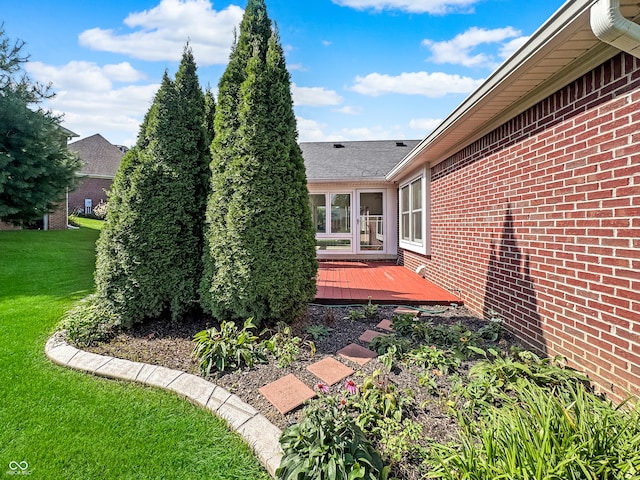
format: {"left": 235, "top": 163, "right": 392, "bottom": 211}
{"left": 0, "top": 219, "right": 270, "bottom": 479}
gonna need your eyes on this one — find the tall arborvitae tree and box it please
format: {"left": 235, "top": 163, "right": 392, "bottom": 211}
{"left": 95, "top": 47, "right": 209, "bottom": 327}
{"left": 201, "top": 0, "right": 317, "bottom": 325}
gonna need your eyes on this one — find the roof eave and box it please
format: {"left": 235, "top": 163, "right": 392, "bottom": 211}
{"left": 386, "top": 0, "right": 607, "bottom": 182}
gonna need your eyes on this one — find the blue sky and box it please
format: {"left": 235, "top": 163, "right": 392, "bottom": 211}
{"left": 2, "top": 0, "right": 564, "bottom": 147}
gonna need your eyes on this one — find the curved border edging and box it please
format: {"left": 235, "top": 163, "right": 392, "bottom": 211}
{"left": 44, "top": 332, "right": 283, "bottom": 478}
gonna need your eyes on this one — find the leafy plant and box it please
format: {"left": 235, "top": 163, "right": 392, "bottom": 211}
{"left": 350, "top": 370, "right": 413, "bottom": 433}
{"left": 451, "top": 347, "right": 591, "bottom": 413}
{"left": 363, "top": 297, "right": 379, "bottom": 319}
{"left": 407, "top": 345, "right": 461, "bottom": 375}
{"left": 192, "top": 318, "right": 266, "bottom": 375}
{"left": 389, "top": 313, "right": 419, "bottom": 336}
{"left": 59, "top": 294, "right": 121, "bottom": 347}
{"left": 343, "top": 308, "right": 366, "bottom": 321}
{"left": 377, "top": 417, "right": 426, "bottom": 465}
{"left": 428, "top": 322, "right": 479, "bottom": 356}
{"left": 427, "top": 382, "right": 640, "bottom": 479}
{"left": 477, "top": 309, "right": 502, "bottom": 342}
{"left": 369, "top": 334, "right": 411, "bottom": 356}
{"left": 262, "top": 322, "right": 302, "bottom": 368}
{"left": 304, "top": 324, "right": 333, "bottom": 341}
{"left": 277, "top": 395, "right": 388, "bottom": 480}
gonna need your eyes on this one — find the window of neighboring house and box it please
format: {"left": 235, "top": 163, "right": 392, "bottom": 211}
{"left": 84, "top": 198, "right": 92, "bottom": 215}
{"left": 399, "top": 172, "right": 428, "bottom": 255}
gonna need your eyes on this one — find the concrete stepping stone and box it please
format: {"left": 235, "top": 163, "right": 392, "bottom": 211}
{"left": 376, "top": 319, "right": 394, "bottom": 332}
{"left": 259, "top": 374, "right": 316, "bottom": 414}
{"left": 358, "top": 329, "right": 384, "bottom": 344}
{"left": 337, "top": 343, "right": 377, "bottom": 366}
{"left": 306, "top": 357, "right": 354, "bottom": 386}
{"left": 394, "top": 307, "right": 420, "bottom": 316}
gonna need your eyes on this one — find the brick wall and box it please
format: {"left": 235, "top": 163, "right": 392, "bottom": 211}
{"left": 68, "top": 177, "right": 112, "bottom": 215}
{"left": 400, "top": 53, "right": 640, "bottom": 401}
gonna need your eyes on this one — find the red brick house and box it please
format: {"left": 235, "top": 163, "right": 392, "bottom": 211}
{"left": 45, "top": 134, "right": 125, "bottom": 229}
{"left": 386, "top": 0, "right": 640, "bottom": 400}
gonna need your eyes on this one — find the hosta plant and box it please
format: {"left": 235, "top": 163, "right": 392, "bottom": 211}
{"left": 192, "top": 318, "right": 266, "bottom": 375}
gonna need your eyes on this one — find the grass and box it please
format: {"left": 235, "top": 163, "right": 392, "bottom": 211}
{"left": 0, "top": 218, "right": 270, "bottom": 479}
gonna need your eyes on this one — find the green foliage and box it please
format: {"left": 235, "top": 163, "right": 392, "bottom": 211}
{"left": 277, "top": 395, "right": 388, "bottom": 480}
{"left": 363, "top": 298, "right": 379, "bottom": 319}
{"left": 350, "top": 371, "right": 413, "bottom": 433}
{"left": 477, "top": 309, "right": 503, "bottom": 342}
{"left": 377, "top": 417, "right": 426, "bottom": 465}
{"left": 407, "top": 345, "right": 461, "bottom": 375}
{"left": 304, "top": 324, "right": 333, "bottom": 341}
{"left": 344, "top": 308, "right": 366, "bottom": 321}
{"left": 94, "top": 47, "right": 210, "bottom": 326}
{"left": 0, "top": 27, "right": 81, "bottom": 225}
{"left": 201, "top": 0, "right": 317, "bottom": 326}
{"left": 426, "top": 382, "right": 640, "bottom": 479}
{"left": 192, "top": 318, "right": 266, "bottom": 375}
{"left": 369, "top": 334, "right": 410, "bottom": 356}
{"left": 59, "top": 294, "right": 121, "bottom": 347}
{"left": 451, "top": 347, "right": 591, "bottom": 413}
{"left": 262, "top": 322, "right": 302, "bottom": 368}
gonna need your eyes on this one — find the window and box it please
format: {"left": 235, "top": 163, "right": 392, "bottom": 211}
{"left": 309, "top": 192, "right": 352, "bottom": 252}
{"left": 400, "top": 176, "right": 423, "bottom": 246}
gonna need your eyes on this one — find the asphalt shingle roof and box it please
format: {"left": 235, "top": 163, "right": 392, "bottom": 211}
{"left": 68, "top": 133, "right": 125, "bottom": 178}
{"left": 300, "top": 140, "right": 420, "bottom": 182}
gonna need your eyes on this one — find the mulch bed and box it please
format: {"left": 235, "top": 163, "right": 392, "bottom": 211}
{"left": 84, "top": 303, "right": 523, "bottom": 479}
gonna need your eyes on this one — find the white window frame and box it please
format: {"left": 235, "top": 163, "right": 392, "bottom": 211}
{"left": 398, "top": 167, "right": 430, "bottom": 256}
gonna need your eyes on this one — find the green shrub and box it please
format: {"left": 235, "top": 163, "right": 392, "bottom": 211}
{"left": 369, "top": 334, "right": 411, "bottom": 356}
{"left": 59, "top": 294, "right": 121, "bottom": 347}
{"left": 407, "top": 345, "right": 461, "bottom": 375}
{"left": 192, "top": 318, "right": 266, "bottom": 375}
{"left": 277, "top": 395, "right": 388, "bottom": 480}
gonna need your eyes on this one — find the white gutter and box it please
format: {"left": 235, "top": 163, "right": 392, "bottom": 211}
{"left": 591, "top": 0, "right": 640, "bottom": 58}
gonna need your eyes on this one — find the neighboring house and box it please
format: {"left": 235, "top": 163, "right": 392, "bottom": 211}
{"left": 385, "top": 0, "right": 640, "bottom": 400}
{"left": 301, "top": 140, "right": 419, "bottom": 260}
{"left": 46, "top": 134, "right": 125, "bottom": 229}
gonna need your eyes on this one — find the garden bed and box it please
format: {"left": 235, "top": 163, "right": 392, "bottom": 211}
{"left": 84, "top": 303, "right": 524, "bottom": 479}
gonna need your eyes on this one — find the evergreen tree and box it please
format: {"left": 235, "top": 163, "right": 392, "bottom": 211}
{"left": 95, "top": 47, "right": 209, "bottom": 326}
{"left": 201, "top": 0, "right": 317, "bottom": 325}
{"left": 0, "top": 26, "right": 81, "bottom": 225}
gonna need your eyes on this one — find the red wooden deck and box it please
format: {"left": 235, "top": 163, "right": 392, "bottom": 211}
{"left": 315, "top": 261, "right": 462, "bottom": 305}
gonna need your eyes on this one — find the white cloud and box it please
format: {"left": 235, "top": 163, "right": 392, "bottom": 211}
{"left": 335, "top": 106, "right": 361, "bottom": 115}
{"left": 499, "top": 35, "right": 530, "bottom": 59}
{"left": 409, "top": 117, "right": 442, "bottom": 132}
{"left": 78, "top": 0, "right": 243, "bottom": 66}
{"left": 292, "top": 84, "right": 343, "bottom": 107}
{"left": 351, "top": 71, "right": 483, "bottom": 97}
{"left": 27, "top": 61, "right": 158, "bottom": 146}
{"left": 422, "top": 27, "right": 522, "bottom": 68}
{"left": 297, "top": 116, "right": 332, "bottom": 142}
{"left": 332, "top": 0, "right": 478, "bottom": 14}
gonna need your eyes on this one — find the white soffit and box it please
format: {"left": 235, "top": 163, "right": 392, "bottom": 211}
{"left": 387, "top": 0, "right": 640, "bottom": 181}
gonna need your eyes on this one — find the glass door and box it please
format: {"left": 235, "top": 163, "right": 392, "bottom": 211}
{"left": 357, "top": 191, "right": 384, "bottom": 253}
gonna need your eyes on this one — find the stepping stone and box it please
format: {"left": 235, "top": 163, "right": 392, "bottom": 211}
{"left": 337, "top": 343, "right": 377, "bottom": 366}
{"left": 259, "top": 374, "right": 315, "bottom": 414}
{"left": 394, "top": 307, "right": 419, "bottom": 316}
{"left": 358, "top": 329, "right": 384, "bottom": 344}
{"left": 377, "top": 319, "right": 394, "bottom": 332}
{"left": 307, "top": 357, "right": 354, "bottom": 386}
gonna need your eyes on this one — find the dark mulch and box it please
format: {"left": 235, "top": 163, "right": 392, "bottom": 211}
{"left": 84, "top": 303, "right": 522, "bottom": 480}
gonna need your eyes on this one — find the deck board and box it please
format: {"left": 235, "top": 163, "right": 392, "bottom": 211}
{"left": 315, "top": 261, "right": 461, "bottom": 305}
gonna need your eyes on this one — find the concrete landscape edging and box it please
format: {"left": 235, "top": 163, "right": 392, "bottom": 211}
{"left": 44, "top": 332, "right": 283, "bottom": 478}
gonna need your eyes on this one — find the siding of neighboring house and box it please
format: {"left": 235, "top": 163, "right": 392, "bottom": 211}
{"left": 400, "top": 52, "right": 640, "bottom": 401}
{"left": 68, "top": 178, "right": 112, "bottom": 215}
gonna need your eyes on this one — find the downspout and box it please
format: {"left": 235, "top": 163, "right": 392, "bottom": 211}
{"left": 591, "top": 0, "right": 640, "bottom": 58}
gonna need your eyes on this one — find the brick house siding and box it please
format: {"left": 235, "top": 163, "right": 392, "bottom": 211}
{"left": 399, "top": 52, "right": 640, "bottom": 401}
{"left": 68, "top": 177, "right": 112, "bottom": 215}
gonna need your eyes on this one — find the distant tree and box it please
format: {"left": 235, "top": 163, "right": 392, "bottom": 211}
{"left": 0, "top": 25, "right": 81, "bottom": 225}
{"left": 203, "top": 87, "right": 216, "bottom": 147}
{"left": 201, "top": 0, "right": 317, "bottom": 325}
{"left": 95, "top": 47, "right": 210, "bottom": 326}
